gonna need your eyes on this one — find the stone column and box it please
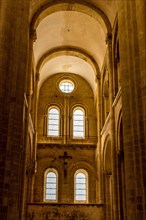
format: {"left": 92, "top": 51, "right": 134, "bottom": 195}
{"left": 106, "top": 33, "right": 119, "bottom": 220}
{"left": 0, "top": 0, "right": 29, "bottom": 219}
{"left": 105, "top": 171, "right": 112, "bottom": 220}
{"left": 21, "top": 29, "right": 37, "bottom": 218}
{"left": 118, "top": 0, "right": 146, "bottom": 219}
{"left": 95, "top": 74, "right": 103, "bottom": 203}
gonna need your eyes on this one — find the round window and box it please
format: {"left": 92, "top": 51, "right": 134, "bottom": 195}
{"left": 59, "top": 79, "right": 75, "bottom": 93}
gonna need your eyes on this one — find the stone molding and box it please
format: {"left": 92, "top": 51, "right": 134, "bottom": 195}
{"left": 27, "top": 202, "right": 104, "bottom": 207}
{"left": 37, "top": 143, "right": 96, "bottom": 150}
{"left": 112, "top": 87, "right": 121, "bottom": 108}
{"left": 100, "top": 113, "right": 110, "bottom": 135}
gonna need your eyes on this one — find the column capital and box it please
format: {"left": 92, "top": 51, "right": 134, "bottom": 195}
{"left": 105, "top": 32, "right": 112, "bottom": 45}
{"left": 29, "top": 29, "right": 37, "bottom": 42}
{"left": 104, "top": 170, "right": 112, "bottom": 176}
{"left": 95, "top": 74, "right": 101, "bottom": 82}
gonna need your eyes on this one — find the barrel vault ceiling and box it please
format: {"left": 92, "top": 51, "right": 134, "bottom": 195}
{"left": 30, "top": 0, "right": 118, "bottom": 95}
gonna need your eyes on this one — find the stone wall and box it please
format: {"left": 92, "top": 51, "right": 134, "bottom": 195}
{"left": 33, "top": 144, "right": 97, "bottom": 203}
{"left": 37, "top": 72, "right": 97, "bottom": 145}
{"left": 27, "top": 203, "right": 104, "bottom": 220}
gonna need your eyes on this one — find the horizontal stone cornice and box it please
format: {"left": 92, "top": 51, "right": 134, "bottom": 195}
{"left": 27, "top": 202, "right": 104, "bottom": 207}
{"left": 37, "top": 143, "right": 96, "bottom": 150}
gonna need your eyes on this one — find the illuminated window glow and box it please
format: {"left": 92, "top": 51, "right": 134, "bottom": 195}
{"left": 73, "top": 108, "right": 85, "bottom": 138}
{"left": 44, "top": 169, "right": 58, "bottom": 202}
{"left": 75, "top": 169, "right": 88, "bottom": 203}
{"left": 48, "top": 107, "right": 59, "bottom": 136}
{"left": 59, "top": 80, "right": 74, "bottom": 93}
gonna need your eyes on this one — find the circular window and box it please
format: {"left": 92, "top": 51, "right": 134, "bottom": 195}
{"left": 59, "top": 79, "right": 75, "bottom": 93}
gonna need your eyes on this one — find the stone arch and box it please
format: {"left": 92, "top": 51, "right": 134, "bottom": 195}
{"left": 103, "top": 135, "right": 112, "bottom": 220}
{"left": 68, "top": 160, "right": 96, "bottom": 203}
{"left": 25, "top": 124, "right": 35, "bottom": 202}
{"left": 103, "top": 135, "right": 112, "bottom": 174}
{"left": 43, "top": 102, "right": 64, "bottom": 137}
{"left": 116, "top": 111, "right": 126, "bottom": 220}
{"left": 36, "top": 46, "right": 99, "bottom": 80}
{"left": 33, "top": 155, "right": 63, "bottom": 202}
{"left": 100, "top": 66, "right": 110, "bottom": 126}
{"left": 36, "top": 47, "right": 100, "bottom": 97}
{"left": 112, "top": 17, "right": 120, "bottom": 95}
{"left": 30, "top": 0, "right": 111, "bottom": 34}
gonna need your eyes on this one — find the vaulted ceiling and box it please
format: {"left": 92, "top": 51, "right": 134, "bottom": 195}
{"left": 30, "top": 0, "right": 118, "bottom": 95}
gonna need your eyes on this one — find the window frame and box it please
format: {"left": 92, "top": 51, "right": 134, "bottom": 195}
{"left": 74, "top": 169, "right": 88, "bottom": 203}
{"left": 59, "top": 79, "right": 75, "bottom": 94}
{"left": 73, "top": 107, "right": 85, "bottom": 139}
{"left": 44, "top": 168, "right": 58, "bottom": 202}
{"left": 47, "top": 106, "right": 60, "bottom": 137}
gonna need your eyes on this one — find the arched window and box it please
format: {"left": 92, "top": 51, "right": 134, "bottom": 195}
{"left": 73, "top": 107, "right": 85, "bottom": 138}
{"left": 48, "top": 107, "right": 60, "bottom": 136}
{"left": 74, "top": 169, "right": 88, "bottom": 203}
{"left": 44, "top": 168, "right": 58, "bottom": 202}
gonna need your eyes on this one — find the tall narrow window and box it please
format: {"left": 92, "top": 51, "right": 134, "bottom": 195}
{"left": 48, "top": 107, "right": 59, "bottom": 136}
{"left": 73, "top": 108, "right": 85, "bottom": 138}
{"left": 45, "top": 169, "right": 58, "bottom": 202}
{"left": 75, "top": 169, "right": 88, "bottom": 203}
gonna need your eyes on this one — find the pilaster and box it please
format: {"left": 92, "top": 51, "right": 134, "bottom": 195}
{"left": 0, "top": 0, "right": 29, "bottom": 219}
{"left": 106, "top": 32, "right": 119, "bottom": 220}
{"left": 118, "top": 0, "right": 146, "bottom": 219}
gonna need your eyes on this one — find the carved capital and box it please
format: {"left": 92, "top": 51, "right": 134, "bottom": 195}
{"left": 105, "top": 33, "right": 112, "bottom": 45}
{"left": 96, "top": 74, "right": 101, "bottom": 82}
{"left": 104, "top": 170, "right": 112, "bottom": 176}
{"left": 29, "top": 29, "right": 37, "bottom": 42}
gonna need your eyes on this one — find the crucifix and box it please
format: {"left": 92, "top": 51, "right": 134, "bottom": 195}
{"left": 59, "top": 151, "right": 72, "bottom": 179}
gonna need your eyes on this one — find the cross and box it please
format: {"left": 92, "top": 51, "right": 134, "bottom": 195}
{"left": 59, "top": 151, "right": 72, "bottom": 179}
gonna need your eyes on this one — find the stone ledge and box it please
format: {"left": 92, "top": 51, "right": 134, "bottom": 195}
{"left": 27, "top": 202, "right": 104, "bottom": 207}
{"left": 37, "top": 143, "right": 96, "bottom": 150}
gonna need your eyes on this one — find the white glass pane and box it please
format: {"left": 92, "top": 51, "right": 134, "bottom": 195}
{"left": 74, "top": 109, "right": 83, "bottom": 114}
{"left": 46, "top": 178, "right": 56, "bottom": 183}
{"left": 49, "top": 125, "right": 59, "bottom": 130}
{"left": 59, "top": 80, "right": 74, "bottom": 93}
{"left": 75, "top": 172, "right": 87, "bottom": 201}
{"left": 47, "top": 189, "right": 56, "bottom": 194}
{"left": 48, "top": 131, "right": 59, "bottom": 136}
{"left": 74, "top": 127, "right": 84, "bottom": 131}
{"left": 49, "top": 115, "right": 59, "bottom": 120}
{"left": 46, "top": 171, "right": 57, "bottom": 201}
{"left": 49, "top": 109, "right": 58, "bottom": 114}
{"left": 74, "top": 121, "right": 83, "bottom": 126}
{"left": 46, "top": 194, "right": 56, "bottom": 200}
{"left": 76, "top": 173, "right": 85, "bottom": 178}
{"left": 48, "top": 172, "right": 56, "bottom": 177}
{"left": 49, "top": 120, "right": 59, "bottom": 125}
{"left": 76, "top": 195, "right": 86, "bottom": 200}
{"left": 46, "top": 183, "right": 56, "bottom": 188}
{"left": 73, "top": 108, "right": 84, "bottom": 138}
{"left": 73, "top": 132, "right": 84, "bottom": 137}
{"left": 48, "top": 108, "right": 59, "bottom": 136}
{"left": 76, "top": 188, "right": 86, "bottom": 193}
{"left": 76, "top": 178, "right": 86, "bottom": 183}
